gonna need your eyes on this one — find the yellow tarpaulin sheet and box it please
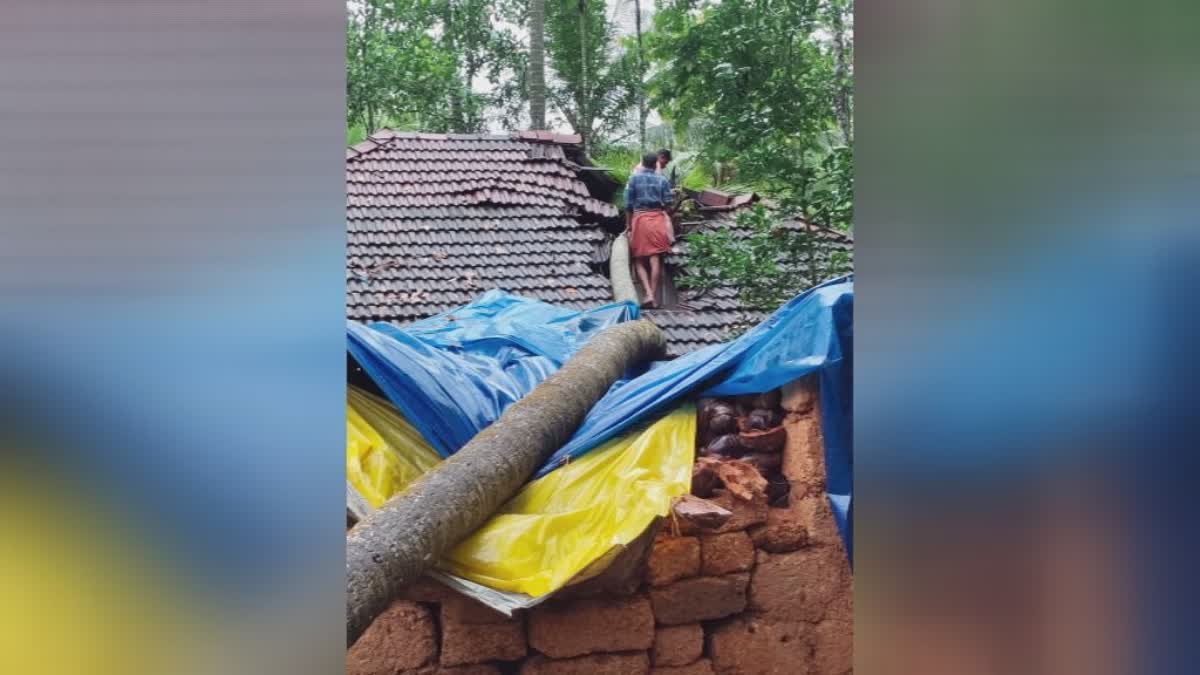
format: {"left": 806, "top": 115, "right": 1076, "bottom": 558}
{"left": 346, "top": 386, "right": 442, "bottom": 509}
{"left": 346, "top": 389, "right": 696, "bottom": 598}
{"left": 442, "top": 405, "right": 695, "bottom": 597}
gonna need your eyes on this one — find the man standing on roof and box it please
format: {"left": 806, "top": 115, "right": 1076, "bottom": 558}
{"left": 630, "top": 148, "right": 676, "bottom": 185}
{"left": 656, "top": 148, "right": 676, "bottom": 187}
{"left": 625, "top": 152, "right": 675, "bottom": 308}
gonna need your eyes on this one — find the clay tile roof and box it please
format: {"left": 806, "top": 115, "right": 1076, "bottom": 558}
{"left": 346, "top": 129, "right": 619, "bottom": 325}
{"left": 345, "top": 131, "right": 850, "bottom": 356}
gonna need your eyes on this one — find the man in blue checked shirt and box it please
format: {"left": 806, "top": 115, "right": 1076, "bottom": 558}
{"left": 624, "top": 153, "right": 675, "bottom": 308}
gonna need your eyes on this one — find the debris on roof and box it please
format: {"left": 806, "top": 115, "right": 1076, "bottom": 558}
{"left": 647, "top": 191, "right": 855, "bottom": 356}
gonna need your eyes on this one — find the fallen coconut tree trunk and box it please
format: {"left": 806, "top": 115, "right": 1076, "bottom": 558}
{"left": 609, "top": 232, "right": 639, "bottom": 305}
{"left": 346, "top": 319, "right": 665, "bottom": 646}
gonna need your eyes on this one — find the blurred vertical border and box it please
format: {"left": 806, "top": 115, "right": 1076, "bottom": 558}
{"left": 857, "top": 0, "right": 1198, "bottom": 673}
{"left": 0, "top": 2, "right": 345, "bottom": 674}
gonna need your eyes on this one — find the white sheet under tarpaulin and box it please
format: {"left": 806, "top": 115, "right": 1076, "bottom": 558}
{"left": 426, "top": 523, "right": 656, "bottom": 614}
{"left": 424, "top": 571, "right": 547, "bottom": 615}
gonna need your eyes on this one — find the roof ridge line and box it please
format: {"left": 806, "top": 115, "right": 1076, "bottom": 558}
{"left": 350, "top": 128, "right": 584, "bottom": 146}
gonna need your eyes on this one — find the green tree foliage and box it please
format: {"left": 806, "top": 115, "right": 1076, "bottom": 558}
{"left": 826, "top": 0, "right": 853, "bottom": 144}
{"left": 544, "top": 0, "right": 641, "bottom": 150}
{"left": 648, "top": 0, "right": 854, "bottom": 230}
{"left": 439, "top": 0, "right": 529, "bottom": 132}
{"left": 677, "top": 204, "right": 850, "bottom": 313}
{"left": 592, "top": 145, "right": 640, "bottom": 187}
{"left": 346, "top": 0, "right": 527, "bottom": 135}
{"left": 346, "top": 0, "right": 454, "bottom": 134}
{"left": 346, "top": 0, "right": 640, "bottom": 145}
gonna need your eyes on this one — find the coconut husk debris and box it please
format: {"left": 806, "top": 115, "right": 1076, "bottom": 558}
{"left": 673, "top": 389, "right": 791, "bottom": 528}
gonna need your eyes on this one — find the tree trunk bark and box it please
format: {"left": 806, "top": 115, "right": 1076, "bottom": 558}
{"left": 345, "top": 319, "right": 665, "bottom": 646}
{"left": 577, "top": 0, "right": 590, "bottom": 153}
{"left": 634, "top": 0, "right": 646, "bottom": 151}
{"left": 609, "top": 232, "right": 638, "bottom": 304}
{"left": 529, "top": 0, "right": 547, "bottom": 129}
{"left": 360, "top": 2, "right": 376, "bottom": 135}
{"left": 442, "top": 1, "right": 466, "bottom": 133}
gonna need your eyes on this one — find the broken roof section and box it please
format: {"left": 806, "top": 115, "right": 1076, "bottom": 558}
{"left": 648, "top": 189, "right": 855, "bottom": 356}
{"left": 346, "top": 130, "right": 620, "bottom": 324}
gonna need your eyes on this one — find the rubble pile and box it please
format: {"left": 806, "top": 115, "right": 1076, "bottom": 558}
{"left": 692, "top": 391, "right": 790, "bottom": 509}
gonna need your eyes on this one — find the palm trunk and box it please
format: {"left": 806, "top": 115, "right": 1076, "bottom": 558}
{"left": 529, "top": 0, "right": 547, "bottom": 129}
{"left": 360, "top": 3, "right": 376, "bottom": 134}
{"left": 634, "top": 0, "right": 646, "bottom": 151}
{"left": 578, "top": 0, "right": 590, "bottom": 153}
{"left": 345, "top": 319, "right": 666, "bottom": 646}
{"left": 609, "top": 233, "right": 638, "bottom": 304}
{"left": 443, "top": 1, "right": 466, "bottom": 132}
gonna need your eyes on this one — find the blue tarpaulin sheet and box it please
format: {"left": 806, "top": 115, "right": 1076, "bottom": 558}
{"left": 347, "top": 276, "right": 853, "bottom": 557}
{"left": 347, "top": 290, "right": 639, "bottom": 458}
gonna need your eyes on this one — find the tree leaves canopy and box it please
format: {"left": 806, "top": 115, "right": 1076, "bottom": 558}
{"left": 648, "top": 0, "right": 853, "bottom": 230}
{"left": 346, "top": 0, "right": 527, "bottom": 136}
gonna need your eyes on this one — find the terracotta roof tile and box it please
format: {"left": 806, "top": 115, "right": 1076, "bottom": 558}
{"left": 350, "top": 138, "right": 379, "bottom": 154}
{"left": 346, "top": 130, "right": 618, "bottom": 326}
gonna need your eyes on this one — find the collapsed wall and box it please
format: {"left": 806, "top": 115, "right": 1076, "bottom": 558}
{"left": 348, "top": 376, "right": 851, "bottom": 675}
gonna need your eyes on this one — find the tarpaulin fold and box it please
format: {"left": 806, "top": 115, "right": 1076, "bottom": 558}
{"left": 346, "top": 387, "right": 443, "bottom": 509}
{"left": 347, "top": 290, "right": 639, "bottom": 458}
